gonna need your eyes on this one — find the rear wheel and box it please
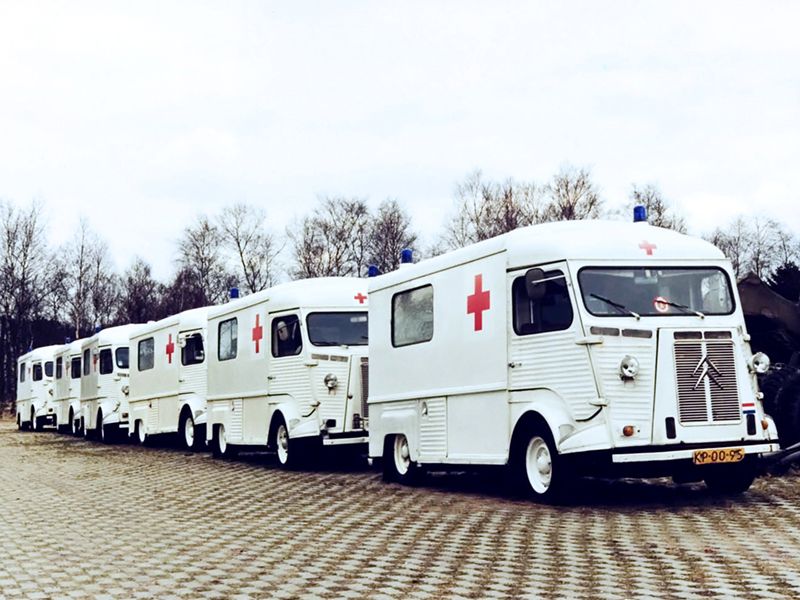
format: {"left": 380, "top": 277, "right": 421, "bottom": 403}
{"left": 704, "top": 456, "right": 758, "bottom": 494}
{"left": 134, "top": 421, "right": 146, "bottom": 445}
{"left": 31, "top": 409, "right": 38, "bottom": 431}
{"left": 775, "top": 372, "right": 800, "bottom": 448}
{"left": 382, "top": 434, "right": 420, "bottom": 484}
{"left": 69, "top": 409, "right": 78, "bottom": 435}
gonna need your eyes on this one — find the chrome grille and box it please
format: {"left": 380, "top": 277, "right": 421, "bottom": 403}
{"left": 674, "top": 341, "right": 739, "bottom": 424}
{"left": 360, "top": 357, "right": 369, "bottom": 418}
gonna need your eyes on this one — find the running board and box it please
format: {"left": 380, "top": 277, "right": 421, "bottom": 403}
{"left": 322, "top": 435, "right": 368, "bottom": 446}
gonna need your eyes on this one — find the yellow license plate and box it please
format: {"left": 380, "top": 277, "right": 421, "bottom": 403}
{"left": 693, "top": 448, "right": 745, "bottom": 465}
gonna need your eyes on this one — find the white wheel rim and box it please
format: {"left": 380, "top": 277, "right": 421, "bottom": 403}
{"left": 525, "top": 436, "right": 553, "bottom": 494}
{"left": 393, "top": 435, "right": 411, "bottom": 476}
{"left": 218, "top": 427, "right": 227, "bottom": 454}
{"left": 184, "top": 418, "right": 194, "bottom": 448}
{"left": 277, "top": 425, "right": 289, "bottom": 465}
{"left": 137, "top": 423, "right": 146, "bottom": 444}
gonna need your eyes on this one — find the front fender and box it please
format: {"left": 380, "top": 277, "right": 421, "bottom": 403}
{"left": 182, "top": 394, "right": 208, "bottom": 425}
{"left": 271, "top": 399, "right": 319, "bottom": 439}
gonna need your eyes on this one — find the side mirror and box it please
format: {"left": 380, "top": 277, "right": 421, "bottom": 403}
{"left": 525, "top": 268, "right": 547, "bottom": 300}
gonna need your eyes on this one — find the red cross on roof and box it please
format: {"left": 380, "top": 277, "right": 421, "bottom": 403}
{"left": 638, "top": 240, "right": 657, "bottom": 255}
{"left": 252, "top": 314, "right": 263, "bottom": 353}
{"left": 354, "top": 292, "right": 367, "bottom": 304}
{"left": 467, "top": 274, "right": 491, "bottom": 331}
{"left": 166, "top": 334, "right": 175, "bottom": 364}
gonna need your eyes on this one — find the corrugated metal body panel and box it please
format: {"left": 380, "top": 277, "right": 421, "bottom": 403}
{"left": 179, "top": 364, "right": 207, "bottom": 399}
{"left": 268, "top": 357, "right": 314, "bottom": 414}
{"left": 419, "top": 398, "right": 447, "bottom": 458}
{"left": 148, "top": 399, "right": 159, "bottom": 432}
{"left": 593, "top": 337, "right": 656, "bottom": 425}
{"left": 229, "top": 399, "right": 243, "bottom": 439}
{"left": 509, "top": 330, "right": 597, "bottom": 420}
{"left": 315, "top": 357, "right": 351, "bottom": 429}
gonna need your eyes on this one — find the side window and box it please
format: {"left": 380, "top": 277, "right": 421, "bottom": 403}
{"left": 181, "top": 333, "right": 205, "bottom": 366}
{"left": 45, "top": 361, "right": 54, "bottom": 377}
{"left": 272, "top": 315, "right": 302, "bottom": 357}
{"left": 392, "top": 285, "right": 434, "bottom": 347}
{"left": 56, "top": 357, "right": 63, "bottom": 379}
{"left": 512, "top": 269, "right": 573, "bottom": 335}
{"left": 33, "top": 363, "right": 43, "bottom": 381}
{"left": 116, "top": 348, "right": 129, "bottom": 369}
{"left": 83, "top": 349, "right": 91, "bottom": 375}
{"left": 218, "top": 318, "right": 238, "bottom": 361}
{"left": 138, "top": 338, "right": 154, "bottom": 371}
{"left": 99, "top": 349, "right": 113, "bottom": 374}
{"left": 71, "top": 357, "right": 81, "bottom": 379}
{"left": 20, "top": 362, "right": 25, "bottom": 382}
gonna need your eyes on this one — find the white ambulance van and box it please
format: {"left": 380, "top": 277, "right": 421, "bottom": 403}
{"left": 53, "top": 339, "right": 84, "bottom": 434}
{"left": 80, "top": 324, "right": 143, "bottom": 442}
{"left": 16, "top": 345, "right": 59, "bottom": 430}
{"left": 128, "top": 308, "right": 209, "bottom": 449}
{"left": 367, "top": 218, "right": 780, "bottom": 500}
{"left": 206, "top": 278, "right": 369, "bottom": 466}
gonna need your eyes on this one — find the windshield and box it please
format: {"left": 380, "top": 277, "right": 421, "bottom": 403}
{"left": 307, "top": 312, "right": 368, "bottom": 346}
{"left": 578, "top": 267, "right": 734, "bottom": 317}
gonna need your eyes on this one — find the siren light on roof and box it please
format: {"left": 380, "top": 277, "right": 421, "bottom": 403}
{"left": 400, "top": 249, "right": 413, "bottom": 264}
{"left": 368, "top": 265, "right": 378, "bottom": 277}
{"left": 230, "top": 287, "right": 239, "bottom": 299}
{"left": 633, "top": 205, "right": 647, "bottom": 223}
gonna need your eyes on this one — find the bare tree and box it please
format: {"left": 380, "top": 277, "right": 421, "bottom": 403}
{"left": 288, "top": 197, "right": 371, "bottom": 279}
{"left": 119, "top": 257, "right": 164, "bottom": 324}
{"left": 0, "top": 199, "right": 53, "bottom": 404}
{"left": 626, "top": 183, "right": 687, "bottom": 233}
{"left": 176, "top": 215, "right": 235, "bottom": 306}
{"left": 542, "top": 164, "right": 603, "bottom": 222}
{"left": 217, "top": 203, "right": 280, "bottom": 294}
{"left": 705, "top": 216, "right": 751, "bottom": 279}
{"left": 441, "top": 170, "right": 544, "bottom": 250}
{"left": 368, "top": 198, "right": 418, "bottom": 274}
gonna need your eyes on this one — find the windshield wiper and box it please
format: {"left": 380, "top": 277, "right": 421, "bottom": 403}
{"left": 590, "top": 294, "right": 641, "bottom": 320}
{"left": 659, "top": 300, "right": 705, "bottom": 318}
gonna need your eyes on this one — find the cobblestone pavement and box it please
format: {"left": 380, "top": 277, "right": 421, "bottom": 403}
{"left": 2, "top": 420, "right": 800, "bottom": 600}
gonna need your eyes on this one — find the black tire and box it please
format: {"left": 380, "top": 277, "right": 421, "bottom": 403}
{"left": 212, "top": 425, "right": 238, "bottom": 459}
{"left": 382, "top": 434, "right": 421, "bottom": 484}
{"left": 704, "top": 455, "right": 758, "bottom": 495}
{"left": 31, "top": 409, "right": 40, "bottom": 431}
{"left": 511, "top": 422, "right": 568, "bottom": 503}
{"left": 98, "top": 412, "right": 111, "bottom": 444}
{"left": 17, "top": 413, "right": 22, "bottom": 430}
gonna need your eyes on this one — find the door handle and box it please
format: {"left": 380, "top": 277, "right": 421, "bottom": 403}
{"left": 508, "top": 361, "right": 522, "bottom": 368}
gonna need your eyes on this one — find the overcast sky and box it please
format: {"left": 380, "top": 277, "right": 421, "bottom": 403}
{"left": 1, "top": 1, "right": 798, "bottom": 280}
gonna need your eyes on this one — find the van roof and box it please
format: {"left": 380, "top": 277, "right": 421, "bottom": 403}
{"left": 370, "top": 220, "right": 726, "bottom": 291}
{"left": 80, "top": 324, "right": 146, "bottom": 349}
{"left": 208, "top": 277, "right": 369, "bottom": 320}
{"left": 18, "top": 345, "right": 61, "bottom": 363}
{"left": 54, "top": 339, "right": 85, "bottom": 358}
{"left": 130, "top": 307, "right": 209, "bottom": 340}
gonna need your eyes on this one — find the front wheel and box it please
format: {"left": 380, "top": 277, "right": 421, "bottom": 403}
{"left": 134, "top": 421, "right": 147, "bottom": 445}
{"left": 703, "top": 456, "right": 757, "bottom": 495}
{"left": 514, "top": 425, "right": 567, "bottom": 503}
{"left": 212, "top": 425, "right": 238, "bottom": 459}
{"left": 382, "top": 434, "right": 420, "bottom": 484}
{"left": 179, "top": 412, "right": 202, "bottom": 451}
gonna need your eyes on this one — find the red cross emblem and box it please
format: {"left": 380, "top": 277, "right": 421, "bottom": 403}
{"left": 166, "top": 334, "right": 175, "bottom": 364}
{"left": 93, "top": 353, "right": 98, "bottom": 372}
{"left": 638, "top": 240, "right": 657, "bottom": 255}
{"left": 467, "top": 274, "right": 491, "bottom": 331}
{"left": 252, "top": 314, "right": 263, "bottom": 353}
{"left": 354, "top": 292, "right": 367, "bottom": 304}
{"left": 65, "top": 362, "right": 70, "bottom": 374}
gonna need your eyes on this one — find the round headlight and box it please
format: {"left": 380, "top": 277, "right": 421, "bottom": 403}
{"left": 620, "top": 355, "right": 639, "bottom": 379}
{"left": 324, "top": 373, "right": 338, "bottom": 389}
{"left": 750, "top": 352, "right": 770, "bottom": 374}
